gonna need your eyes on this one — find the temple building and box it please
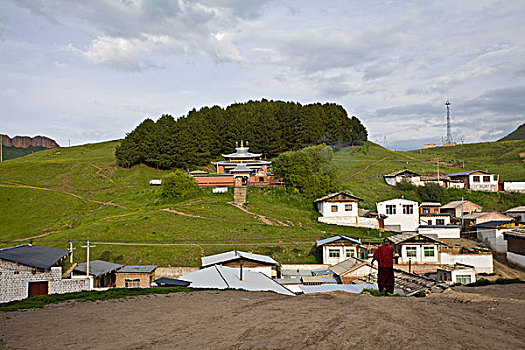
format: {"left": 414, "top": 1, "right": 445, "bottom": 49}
{"left": 189, "top": 141, "right": 280, "bottom": 188}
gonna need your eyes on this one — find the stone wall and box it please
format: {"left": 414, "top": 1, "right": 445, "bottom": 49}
{"left": 0, "top": 260, "right": 90, "bottom": 303}
{"left": 155, "top": 267, "right": 199, "bottom": 279}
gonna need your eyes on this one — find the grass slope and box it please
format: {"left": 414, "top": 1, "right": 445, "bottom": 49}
{"left": 0, "top": 139, "right": 523, "bottom": 266}
{"left": 499, "top": 123, "right": 525, "bottom": 142}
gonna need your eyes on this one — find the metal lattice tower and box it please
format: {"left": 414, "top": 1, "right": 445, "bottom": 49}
{"left": 445, "top": 100, "right": 452, "bottom": 144}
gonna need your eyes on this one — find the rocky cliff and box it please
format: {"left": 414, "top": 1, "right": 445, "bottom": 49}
{"left": 0, "top": 135, "right": 59, "bottom": 149}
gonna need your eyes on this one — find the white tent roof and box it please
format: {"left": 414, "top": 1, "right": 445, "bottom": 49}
{"left": 201, "top": 250, "right": 279, "bottom": 268}
{"left": 180, "top": 265, "right": 294, "bottom": 296}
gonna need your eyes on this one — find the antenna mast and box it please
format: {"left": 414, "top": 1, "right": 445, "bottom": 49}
{"left": 445, "top": 100, "right": 452, "bottom": 144}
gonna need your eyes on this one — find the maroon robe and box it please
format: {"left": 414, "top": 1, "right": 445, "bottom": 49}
{"left": 374, "top": 244, "right": 395, "bottom": 294}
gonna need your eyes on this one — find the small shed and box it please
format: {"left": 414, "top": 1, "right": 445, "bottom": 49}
{"left": 74, "top": 260, "right": 123, "bottom": 288}
{"left": 115, "top": 266, "right": 157, "bottom": 288}
{"left": 440, "top": 200, "right": 482, "bottom": 218}
{"left": 316, "top": 235, "right": 368, "bottom": 265}
{"left": 503, "top": 229, "right": 525, "bottom": 268}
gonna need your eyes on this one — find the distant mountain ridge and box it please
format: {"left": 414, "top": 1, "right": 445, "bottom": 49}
{"left": 1, "top": 134, "right": 59, "bottom": 149}
{"left": 498, "top": 124, "right": 525, "bottom": 142}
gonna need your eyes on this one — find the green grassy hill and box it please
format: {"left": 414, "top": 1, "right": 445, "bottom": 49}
{"left": 0, "top": 139, "right": 523, "bottom": 266}
{"left": 499, "top": 123, "right": 525, "bottom": 142}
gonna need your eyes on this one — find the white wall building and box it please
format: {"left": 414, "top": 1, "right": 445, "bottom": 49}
{"left": 316, "top": 236, "right": 367, "bottom": 265}
{"left": 437, "top": 264, "right": 476, "bottom": 285}
{"left": 503, "top": 182, "right": 525, "bottom": 193}
{"left": 506, "top": 206, "right": 525, "bottom": 223}
{"left": 446, "top": 170, "right": 499, "bottom": 192}
{"left": 377, "top": 198, "right": 419, "bottom": 232}
{"left": 418, "top": 225, "right": 461, "bottom": 239}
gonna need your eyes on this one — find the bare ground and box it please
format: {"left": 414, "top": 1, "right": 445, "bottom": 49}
{"left": 1, "top": 284, "right": 524, "bottom": 350}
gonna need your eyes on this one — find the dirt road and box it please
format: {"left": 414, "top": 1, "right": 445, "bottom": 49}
{"left": 1, "top": 284, "right": 524, "bottom": 350}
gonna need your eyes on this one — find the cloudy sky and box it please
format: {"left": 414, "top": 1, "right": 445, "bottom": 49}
{"left": 1, "top": 0, "right": 524, "bottom": 150}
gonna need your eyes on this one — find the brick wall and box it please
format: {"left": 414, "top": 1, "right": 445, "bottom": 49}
{"left": 115, "top": 273, "right": 153, "bottom": 288}
{"left": 0, "top": 260, "right": 90, "bottom": 303}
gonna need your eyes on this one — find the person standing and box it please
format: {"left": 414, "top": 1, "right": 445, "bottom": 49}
{"left": 371, "top": 238, "right": 395, "bottom": 295}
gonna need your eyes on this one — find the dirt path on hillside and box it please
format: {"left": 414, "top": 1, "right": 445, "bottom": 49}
{"left": 1, "top": 284, "right": 523, "bottom": 350}
{"left": 340, "top": 156, "right": 392, "bottom": 183}
{"left": 92, "top": 164, "right": 118, "bottom": 186}
{"left": 229, "top": 203, "right": 286, "bottom": 226}
{"left": 9, "top": 230, "right": 60, "bottom": 243}
{"left": 161, "top": 208, "right": 201, "bottom": 218}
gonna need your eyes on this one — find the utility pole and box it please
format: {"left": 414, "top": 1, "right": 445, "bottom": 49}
{"left": 461, "top": 197, "right": 465, "bottom": 231}
{"left": 437, "top": 157, "right": 440, "bottom": 181}
{"left": 68, "top": 240, "right": 76, "bottom": 263}
{"left": 81, "top": 240, "right": 96, "bottom": 277}
{"left": 1, "top": 134, "right": 3, "bottom": 162}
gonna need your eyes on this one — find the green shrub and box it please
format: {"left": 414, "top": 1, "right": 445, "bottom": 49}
{"left": 396, "top": 179, "right": 416, "bottom": 191}
{"left": 417, "top": 182, "right": 447, "bottom": 202}
{"left": 161, "top": 169, "right": 200, "bottom": 199}
{"left": 466, "top": 278, "right": 523, "bottom": 287}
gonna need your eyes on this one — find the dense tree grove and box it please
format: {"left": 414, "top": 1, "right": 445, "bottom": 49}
{"left": 115, "top": 100, "right": 367, "bottom": 169}
{"left": 272, "top": 144, "right": 339, "bottom": 198}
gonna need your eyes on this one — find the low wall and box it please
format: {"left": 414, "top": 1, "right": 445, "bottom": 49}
{"left": 155, "top": 267, "right": 200, "bottom": 279}
{"left": 439, "top": 252, "right": 493, "bottom": 273}
{"left": 506, "top": 252, "right": 525, "bottom": 268}
{"left": 504, "top": 182, "right": 525, "bottom": 193}
{"left": 477, "top": 229, "right": 508, "bottom": 253}
{"left": 318, "top": 216, "right": 379, "bottom": 229}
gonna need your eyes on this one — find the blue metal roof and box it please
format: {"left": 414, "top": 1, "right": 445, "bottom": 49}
{"left": 300, "top": 283, "right": 378, "bottom": 294}
{"left": 419, "top": 225, "right": 460, "bottom": 228}
{"left": 75, "top": 260, "right": 123, "bottom": 276}
{"left": 473, "top": 220, "right": 515, "bottom": 228}
{"left": 275, "top": 278, "right": 302, "bottom": 285}
{"left": 311, "top": 268, "right": 333, "bottom": 276}
{"left": 281, "top": 269, "right": 314, "bottom": 277}
{"left": 0, "top": 244, "right": 69, "bottom": 270}
{"left": 118, "top": 266, "right": 157, "bottom": 273}
{"left": 153, "top": 278, "right": 191, "bottom": 287}
{"left": 446, "top": 170, "right": 489, "bottom": 177}
{"left": 316, "top": 235, "right": 361, "bottom": 247}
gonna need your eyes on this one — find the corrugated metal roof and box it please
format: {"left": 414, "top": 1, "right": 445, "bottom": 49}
{"left": 503, "top": 229, "right": 525, "bottom": 239}
{"left": 300, "top": 283, "right": 378, "bottom": 294}
{"left": 316, "top": 235, "right": 361, "bottom": 247}
{"left": 441, "top": 200, "right": 481, "bottom": 209}
{"left": 0, "top": 244, "right": 68, "bottom": 270}
{"left": 311, "top": 268, "right": 333, "bottom": 276}
{"left": 281, "top": 269, "right": 314, "bottom": 277}
{"left": 301, "top": 276, "right": 323, "bottom": 284}
{"left": 473, "top": 221, "right": 516, "bottom": 228}
{"left": 388, "top": 233, "right": 446, "bottom": 245}
{"left": 275, "top": 278, "right": 302, "bottom": 285}
{"left": 329, "top": 257, "right": 365, "bottom": 275}
{"left": 230, "top": 164, "right": 252, "bottom": 173}
{"left": 74, "top": 260, "right": 123, "bottom": 276}
{"left": 446, "top": 170, "right": 491, "bottom": 177}
{"left": 420, "top": 202, "right": 442, "bottom": 207}
{"left": 507, "top": 206, "right": 525, "bottom": 213}
{"left": 118, "top": 265, "right": 157, "bottom": 273}
{"left": 180, "top": 265, "right": 295, "bottom": 296}
{"left": 201, "top": 250, "right": 279, "bottom": 268}
{"left": 313, "top": 192, "right": 363, "bottom": 203}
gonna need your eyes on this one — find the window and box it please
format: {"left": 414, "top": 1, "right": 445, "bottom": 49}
{"left": 345, "top": 204, "right": 352, "bottom": 212}
{"left": 403, "top": 205, "right": 413, "bottom": 215}
{"left": 125, "top": 278, "right": 140, "bottom": 288}
{"left": 427, "top": 220, "right": 433, "bottom": 225}
{"left": 331, "top": 205, "right": 338, "bottom": 213}
{"left": 329, "top": 249, "right": 340, "bottom": 258}
{"left": 345, "top": 248, "right": 356, "bottom": 258}
{"left": 258, "top": 177, "right": 264, "bottom": 182}
{"left": 405, "top": 246, "right": 417, "bottom": 257}
{"left": 423, "top": 246, "right": 435, "bottom": 257}
{"left": 436, "top": 219, "right": 445, "bottom": 225}
{"left": 483, "top": 176, "right": 491, "bottom": 183}
{"left": 422, "top": 208, "right": 430, "bottom": 214}
{"left": 456, "top": 275, "right": 472, "bottom": 285}
{"left": 386, "top": 205, "right": 396, "bottom": 215}
{"left": 472, "top": 176, "right": 480, "bottom": 182}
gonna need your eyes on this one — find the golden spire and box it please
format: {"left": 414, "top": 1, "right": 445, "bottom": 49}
{"left": 240, "top": 140, "right": 244, "bottom": 147}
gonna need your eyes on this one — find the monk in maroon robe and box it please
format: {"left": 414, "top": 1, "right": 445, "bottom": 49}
{"left": 372, "top": 238, "right": 395, "bottom": 295}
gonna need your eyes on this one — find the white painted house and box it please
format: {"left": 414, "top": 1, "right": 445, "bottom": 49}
{"left": 475, "top": 221, "right": 523, "bottom": 253}
{"left": 446, "top": 170, "right": 499, "bottom": 192}
{"left": 388, "top": 233, "right": 443, "bottom": 265}
{"left": 383, "top": 169, "right": 421, "bottom": 186}
{"left": 436, "top": 264, "right": 476, "bottom": 285}
{"left": 316, "top": 236, "right": 367, "bottom": 265}
{"left": 314, "top": 192, "right": 379, "bottom": 229}
{"left": 377, "top": 198, "right": 419, "bottom": 232}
